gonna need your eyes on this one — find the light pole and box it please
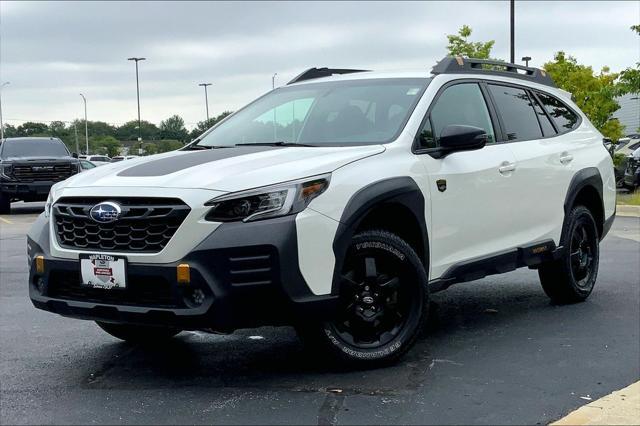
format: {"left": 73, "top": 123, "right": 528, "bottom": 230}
{"left": 272, "top": 73, "right": 277, "bottom": 89}
{"left": 127, "top": 57, "right": 145, "bottom": 147}
{"left": 79, "top": 93, "right": 88, "bottom": 155}
{"left": 510, "top": 0, "right": 515, "bottom": 63}
{"left": 522, "top": 56, "right": 531, "bottom": 67}
{"left": 198, "top": 83, "right": 212, "bottom": 121}
{"left": 0, "top": 82, "right": 9, "bottom": 141}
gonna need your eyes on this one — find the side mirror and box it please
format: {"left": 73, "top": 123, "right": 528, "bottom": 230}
{"left": 439, "top": 125, "right": 488, "bottom": 153}
{"left": 72, "top": 152, "right": 78, "bottom": 158}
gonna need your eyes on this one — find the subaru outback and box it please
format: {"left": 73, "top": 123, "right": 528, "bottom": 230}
{"left": 27, "top": 57, "right": 616, "bottom": 366}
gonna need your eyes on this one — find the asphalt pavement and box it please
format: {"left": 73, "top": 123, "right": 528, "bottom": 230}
{"left": 1, "top": 202, "right": 639, "bottom": 425}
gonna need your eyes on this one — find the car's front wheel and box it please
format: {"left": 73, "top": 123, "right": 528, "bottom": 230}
{"left": 0, "top": 193, "right": 10, "bottom": 215}
{"left": 96, "top": 321, "right": 181, "bottom": 343}
{"left": 296, "top": 230, "right": 429, "bottom": 367}
{"left": 538, "top": 205, "right": 600, "bottom": 304}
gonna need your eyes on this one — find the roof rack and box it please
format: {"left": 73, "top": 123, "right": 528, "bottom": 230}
{"left": 287, "top": 67, "right": 369, "bottom": 85}
{"left": 431, "top": 56, "right": 556, "bottom": 88}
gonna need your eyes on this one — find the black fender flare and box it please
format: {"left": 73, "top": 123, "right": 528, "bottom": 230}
{"left": 562, "top": 167, "right": 605, "bottom": 242}
{"left": 330, "top": 177, "right": 429, "bottom": 294}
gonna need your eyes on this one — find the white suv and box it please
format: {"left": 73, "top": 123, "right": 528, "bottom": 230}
{"left": 28, "top": 57, "right": 616, "bottom": 366}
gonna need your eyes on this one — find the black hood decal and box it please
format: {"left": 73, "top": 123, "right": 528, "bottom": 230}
{"left": 117, "top": 146, "right": 278, "bottom": 177}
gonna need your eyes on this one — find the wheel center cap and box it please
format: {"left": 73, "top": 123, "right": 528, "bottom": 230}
{"left": 362, "top": 296, "right": 374, "bottom": 304}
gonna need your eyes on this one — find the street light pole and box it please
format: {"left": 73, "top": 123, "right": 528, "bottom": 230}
{"left": 198, "top": 83, "right": 212, "bottom": 121}
{"left": 0, "top": 82, "right": 9, "bottom": 141}
{"left": 127, "top": 57, "right": 146, "bottom": 148}
{"left": 510, "top": 0, "right": 515, "bottom": 63}
{"left": 522, "top": 56, "right": 531, "bottom": 67}
{"left": 79, "top": 93, "right": 88, "bottom": 155}
{"left": 272, "top": 73, "right": 277, "bottom": 89}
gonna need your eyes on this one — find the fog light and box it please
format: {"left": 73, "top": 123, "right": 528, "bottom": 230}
{"left": 37, "top": 278, "right": 46, "bottom": 294}
{"left": 177, "top": 263, "right": 190, "bottom": 284}
{"left": 35, "top": 255, "right": 45, "bottom": 274}
{"left": 184, "top": 288, "right": 205, "bottom": 308}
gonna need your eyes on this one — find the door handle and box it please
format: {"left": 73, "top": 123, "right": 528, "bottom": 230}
{"left": 498, "top": 162, "right": 516, "bottom": 174}
{"left": 560, "top": 152, "right": 574, "bottom": 165}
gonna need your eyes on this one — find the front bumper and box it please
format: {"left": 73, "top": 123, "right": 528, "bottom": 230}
{"left": 28, "top": 214, "right": 338, "bottom": 331}
{"left": 1, "top": 181, "right": 54, "bottom": 201}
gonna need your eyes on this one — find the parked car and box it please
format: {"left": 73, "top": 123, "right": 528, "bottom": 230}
{"left": 615, "top": 137, "right": 640, "bottom": 157}
{"left": 623, "top": 147, "right": 640, "bottom": 190}
{"left": 28, "top": 57, "right": 616, "bottom": 366}
{"left": 85, "top": 155, "right": 111, "bottom": 166}
{"left": 79, "top": 160, "right": 97, "bottom": 171}
{"left": 0, "top": 137, "right": 80, "bottom": 214}
{"left": 110, "top": 156, "right": 125, "bottom": 162}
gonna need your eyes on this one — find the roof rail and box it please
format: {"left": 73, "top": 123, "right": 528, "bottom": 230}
{"left": 431, "top": 56, "right": 556, "bottom": 88}
{"left": 287, "top": 67, "right": 369, "bottom": 85}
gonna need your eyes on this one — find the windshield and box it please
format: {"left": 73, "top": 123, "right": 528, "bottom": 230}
{"left": 196, "top": 78, "right": 430, "bottom": 147}
{"left": 0, "top": 139, "right": 70, "bottom": 159}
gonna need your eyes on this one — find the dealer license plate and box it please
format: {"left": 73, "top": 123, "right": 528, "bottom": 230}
{"left": 80, "top": 254, "right": 127, "bottom": 289}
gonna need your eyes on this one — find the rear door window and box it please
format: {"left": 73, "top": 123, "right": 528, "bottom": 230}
{"left": 488, "top": 85, "right": 543, "bottom": 141}
{"left": 536, "top": 92, "right": 579, "bottom": 132}
{"left": 531, "top": 95, "right": 556, "bottom": 137}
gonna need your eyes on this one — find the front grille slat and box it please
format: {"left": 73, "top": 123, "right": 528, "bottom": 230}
{"left": 53, "top": 197, "right": 190, "bottom": 253}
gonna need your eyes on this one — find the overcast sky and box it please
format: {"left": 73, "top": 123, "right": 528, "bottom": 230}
{"left": 0, "top": 1, "right": 638, "bottom": 130}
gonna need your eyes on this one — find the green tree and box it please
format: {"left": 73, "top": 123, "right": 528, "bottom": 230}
{"left": 115, "top": 120, "right": 159, "bottom": 141}
{"left": 544, "top": 52, "right": 623, "bottom": 140}
{"left": 2, "top": 124, "right": 19, "bottom": 138}
{"left": 446, "top": 25, "right": 495, "bottom": 59}
{"left": 16, "top": 121, "right": 49, "bottom": 136}
{"left": 155, "top": 139, "right": 184, "bottom": 153}
{"left": 159, "top": 115, "right": 189, "bottom": 142}
{"left": 90, "top": 136, "right": 122, "bottom": 157}
{"left": 617, "top": 25, "right": 640, "bottom": 96}
{"left": 189, "top": 111, "right": 233, "bottom": 140}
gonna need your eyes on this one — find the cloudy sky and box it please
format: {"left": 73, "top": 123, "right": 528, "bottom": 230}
{"left": 0, "top": 1, "right": 638, "bottom": 130}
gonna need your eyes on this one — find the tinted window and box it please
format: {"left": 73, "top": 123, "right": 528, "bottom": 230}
{"left": 0, "top": 138, "right": 69, "bottom": 159}
{"left": 421, "top": 83, "right": 495, "bottom": 148}
{"left": 488, "top": 85, "right": 542, "bottom": 141}
{"left": 537, "top": 93, "right": 579, "bottom": 131}
{"left": 531, "top": 95, "right": 556, "bottom": 137}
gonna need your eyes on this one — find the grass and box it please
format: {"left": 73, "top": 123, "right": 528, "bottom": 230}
{"left": 617, "top": 191, "right": 640, "bottom": 206}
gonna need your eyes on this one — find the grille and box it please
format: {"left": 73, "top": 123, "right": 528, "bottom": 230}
{"left": 48, "top": 271, "right": 179, "bottom": 308}
{"left": 12, "top": 163, "right": 76, "bottom": 182}
{"left": 53, "top": 197, "right": 190, "bottom": 253}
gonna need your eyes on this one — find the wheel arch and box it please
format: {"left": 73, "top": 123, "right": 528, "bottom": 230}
{"left": 563, "top": 167, "right": 604, "bottom": 240}
{"left": 331, "top": 177, "right": 429, "bottom": 294}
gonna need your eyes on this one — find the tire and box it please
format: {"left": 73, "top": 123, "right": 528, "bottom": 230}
{"left": 0, "top": 193, "right": 10, "bottom": 215}
{"left": 96, "top": 321, "right": 181, "bottom": 343}
{"left": 538, "top": 205, "right": 600, "bottom": 304}
{"left": 296, "top": 230, "right": 429, "bottom": 367}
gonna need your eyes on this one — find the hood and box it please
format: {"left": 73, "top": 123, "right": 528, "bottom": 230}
{"left": 2, "top": 156, "right": 77, "bottom": 163}
{"left": 62, "top": 145, "right": 385, "bottom": 192}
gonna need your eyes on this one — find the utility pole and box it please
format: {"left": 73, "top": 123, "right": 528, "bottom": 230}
{"left": 198, "top": 83, "right": 212, "bottom": 121}
{"left": 127, "top": 57, "right": 146, "bottom": 151}
{"left": 522, "top": 56, "right": 531, "bottom": 67}
{"left": 510, "top": 0, "right": 515, "bottom": 63}
{"left": 0, "top": 82, "right": 9, "bottom": 141}
{"left": 272, "top": 73, "right": 277, "bottom": 89}
{"left": 79, "top": 93, "right": 88, "bottom": 155}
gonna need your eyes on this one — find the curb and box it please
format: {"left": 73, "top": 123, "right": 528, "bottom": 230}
{"left": 551, "top": 381, "right": 640, "bottom": 425}
{"left": 616, "top": 204, "right": 640, "bottom": 217}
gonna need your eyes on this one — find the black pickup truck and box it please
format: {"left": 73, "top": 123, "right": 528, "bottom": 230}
{"left": 0, "top": 137, "right": 80, "bottom": 214}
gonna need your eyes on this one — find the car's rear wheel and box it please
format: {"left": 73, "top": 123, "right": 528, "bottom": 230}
{"left": 538, "top": 205, "right": 599, "bottom": 304}
{"left": 96, "top": 321, "right": 181, "bottom": 343}
{"left": 296, "top": 230, "right": 428, "bottom": 367}
{"left": 0, "top": 193, "right": 10, "bottom": 215}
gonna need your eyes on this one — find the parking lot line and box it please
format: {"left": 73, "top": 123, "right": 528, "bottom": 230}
{"left": 551, "top": 381, "right": 640, "bottom": 425}
{"left": 0, "top": 216, "right": 13, "bottom": 224}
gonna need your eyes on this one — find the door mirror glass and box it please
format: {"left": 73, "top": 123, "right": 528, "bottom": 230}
{"left": 439, "top": 125, "right": 487, "bottom": 152}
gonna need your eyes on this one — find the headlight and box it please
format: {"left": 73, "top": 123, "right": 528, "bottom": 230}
{"left": 204, "top": 174, "right": 330, "bottom": 222}
{"left": 0, "top": 164, "right": 14, "bottom": 180}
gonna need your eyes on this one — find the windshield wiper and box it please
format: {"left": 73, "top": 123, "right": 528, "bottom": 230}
{"left": 184, "top": 144, "right": 233, "bottom": 150}
{"left": 234, "top": 141, "right": 316, "bottom": 147}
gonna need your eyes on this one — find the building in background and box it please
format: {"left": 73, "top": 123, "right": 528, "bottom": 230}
{"left": 614, "top": 94, "right": 640, "bottom": 136}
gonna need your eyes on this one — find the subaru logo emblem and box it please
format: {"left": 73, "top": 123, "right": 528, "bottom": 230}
{"left": 89, "top": 201, "right": 122, "bottom": 223}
